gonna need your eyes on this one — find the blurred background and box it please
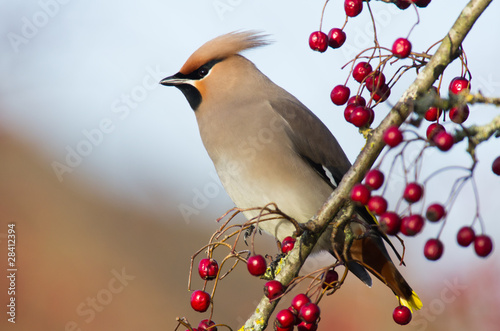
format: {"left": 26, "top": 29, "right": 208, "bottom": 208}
{"left": 1, "top": 1, "right": 499, "bottom": 330}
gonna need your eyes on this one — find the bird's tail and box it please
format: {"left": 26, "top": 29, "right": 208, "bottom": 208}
{"left": 399, "top": 290, "right": 423, "bottom": 313}
{"left": 348, "top": 234, "right": 423, "bottom": 312}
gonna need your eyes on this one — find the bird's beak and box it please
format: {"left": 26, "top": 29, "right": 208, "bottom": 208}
{"left": 160, "top": 73, "right": 191, "bottom": 86}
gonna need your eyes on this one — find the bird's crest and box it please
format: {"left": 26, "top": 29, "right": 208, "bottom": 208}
{"left": 179, "top": 31, "right": 271, "bottom": 74}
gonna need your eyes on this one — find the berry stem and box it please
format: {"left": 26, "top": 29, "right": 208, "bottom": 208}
{"left": 366, "top": 1, "right": 380, "bottom": 49}
{"left": 406, "top": 2, "right": 421, "bottom": 39}
{"left": 319, "top": 0, "right": 330, "bottom": 31}
{"left": 341, "top": 15, "right": 348, "bottom": 30}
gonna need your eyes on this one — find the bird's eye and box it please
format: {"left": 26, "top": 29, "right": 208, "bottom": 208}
{"left": 198, "top": 67, "right": 209, "bottom": 78}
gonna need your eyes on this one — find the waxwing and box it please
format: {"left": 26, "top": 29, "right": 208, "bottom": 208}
{"left": 160, "top": 31, "right": 422, "bottom": 312}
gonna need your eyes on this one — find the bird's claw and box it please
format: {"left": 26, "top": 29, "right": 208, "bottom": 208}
{"left": 243, "top": 225, "right": 256, "bottom": 245}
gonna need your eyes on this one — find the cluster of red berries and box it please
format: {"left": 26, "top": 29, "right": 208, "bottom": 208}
{"left": 248, "top": 236, "right": 297, "bottom": 277}
{"left": 308, "top": 0, "right": 362, "bottom": 53}
{"left": 274, "top": 293, "right": 321, "bottom": 331}
{"left": 352, "top": 165, "right": 494, "bottom": 258}
{"left": 420, "top": 77, "right": 473, "bottom": 152}
{"left": 247, "top": 240, "right": 327, "bottom": 330}
{"left": 350, "top": 161, "right": 492, "bottom": 325}
{"left": 266, "top": 242, "right": 340, "bottom": 330}
{"left": 331, "top": 36, "right": 416, "bottom": 128}
{"left": 351, "top": 173, "right": 428, "bottom": 237}
{"left": 309, "top": 0, "right": 430, "bottom": 129}
{"left": 264, "top": 240, "right": 341, "bottom": 330}
{"left": 350, "top": 156, "right": 493, "bottom": 262}
{"left": 456, "top": 226, "right": 494, "bottom": 258}
{"left": 310, "top": 0, "right": 432, "bottom": 55}
{"left": 377, "top": 76, "right": 495, "bottom": 261}
{"left": 187, "top": 235, "right": 299, "bottom": 329}
{"left": 186, "top": 258, "right": 220, "bottom": 330}
{"left": 308, "top": 28, "right": 345, "bottom": 53}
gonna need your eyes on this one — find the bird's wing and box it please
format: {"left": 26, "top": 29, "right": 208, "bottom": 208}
{"left": 269, "top": 97, "right": 352, "bottom": 188}
{"left": 270, "top": 97, "right": 403, "bottom": 263}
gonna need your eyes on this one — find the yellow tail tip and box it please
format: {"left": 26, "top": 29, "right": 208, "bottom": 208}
{"left": 399, "top": 291, "right": 423, "bottom": 313}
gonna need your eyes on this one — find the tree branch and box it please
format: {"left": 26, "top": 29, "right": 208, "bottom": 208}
{"left": 454, "top": 114, "right": 500, "bottom": 145}
{"left": 465, "top": 92, "right": 500, "bottom": 106}
{"left": 241, "top": 0, "right": 493, "bottom": 329}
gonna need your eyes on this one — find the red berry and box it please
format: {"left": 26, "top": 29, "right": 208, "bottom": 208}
{"left": 492, "top": 156, "right": 500, "bottom": 175}
{"left": 287, "top": 306, "right": 300, "bottom": 325}
{"left": 347, "top": 95, "right": 366, "bottom": 107}
{"left": 247, "top": 255, "right": 267, "bottom": 276}
{"left": 275, "top": 326, "right": 293, "bottom": 331}
{"left": 392, "top": 38, "right": 412, "bottom": 58}
{"left": 474, "top": 235, "right": 493, "bottom": 257}
{"left": 353, "top": 62, "right": 373, "bottom": 83}
{"left": 309, "top": 31, "right": 328, "bottom": 53}
{"left": 401, "top": 214, "right": 425, "bottom": 236}
{"left": 366, "top": 107, "right": 375, "bottom": 125}
{"left": 281, "top": 236, "right": 296, "bottom": 254}
{"left": 379, "top": 212, "right": 401, "bottom": 235}
{"left": 449, "top": 105, "right": 470, "bottom": 124}
{"left": 344, "top": 0, "right": 363, "bottom": 17}
{"left": 328, "top": 28, "right": 346, "bottom": 48}
{"left": 198, "top": 319, "right": 217, "bottom": 331}
{"left": 426, "top": 123, "right": 445, "bottom": 140}
{"left": 424, "top": 107, "right": 441, "bottom": 121}
{"left": 393, "top": 305, "right": 412, "bottom": 325}
{"left": 349, "top": 106, "right": 371, "bottom": 127}
{"left": 330, "top": 85, "right": 350, "bottom": 105}
{"left": 297, "top": 322, "right": 318, "bottom": 331}
{"left": 190, "top": 290, "right": 211, "bottom": 312}
{"left": 426, "top": 203, "right": 445, "bottom": 222}
{"left": 198, "top": 258, "right": 219, "bottom": 280}
{"left": 291, "top": 293, "right": 311, "bottom": 314}
{"left": 424, "top": 238, "right": 444, "bottom": 261}
{"left": 457, "top": 226, "right": 475, "bottom": 247}
{"left": 264, "top": 280, "right": 284, "bottom": 300}
{"left": 364, "top": 169, "right": 385, "bottom": 190}
{"left": 351, "top": 183, "right": 371, "bottom": 205}
{"left": 275, "top": 309, "right": 296, "bottom": 328}
{"left": 383, "top": 126, "right": 403, "bottom": 147}
{"left": 299, "top": 303, "right": 321, "bottom": 323}
{"left": 434, "top": 131, "right": 454, "bottom": 151}
{"left": 449, "top": 77, "right": 470, "bottom": 95}
{"left": 403, "top": 182, "right": 424, "bottom": 203}
{"left": 368, "top": 195, "right": 388, "bottom": 215}
{"left": 344, "top": 104, "right": 356, "bottom": 123}
{"left": 415, "top": 0, "right": 432, "bottom": 7}
{"left": 371, "top": 84, "right": 391, "bottom": 102}
{"left": 365, "top": 71, "right": 386, "bottom": 92}
{"left": 322, "top": 269, "right": 339, "bottom": 289}
{"left": 395, "top": 0, "right": 412, "bottom": 10}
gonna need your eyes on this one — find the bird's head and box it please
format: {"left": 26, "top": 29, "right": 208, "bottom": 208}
{"left": 160, "top": 31, "right": 270, "bottom": 110}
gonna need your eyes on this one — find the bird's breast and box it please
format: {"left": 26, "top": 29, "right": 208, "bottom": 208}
{"left": 195, "top": 103, "right": 333, "bottom": 241}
